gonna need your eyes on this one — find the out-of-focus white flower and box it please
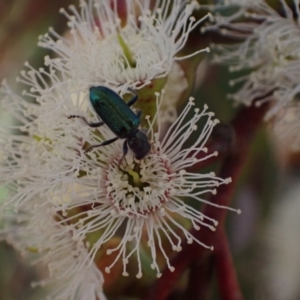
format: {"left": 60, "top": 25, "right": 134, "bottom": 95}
{"left": 1, "top": 204, "right": 106, "bottom": 300}
{"left": 205, "top": 0, "right": 300, "bottom": 120}
{"left": 204, "top": 0, "right": 254, "bottom": 7}
{"left": 37, "top": 0, "right": 209, "bottom": 95}
{"left": 200, "top": 0, "right": 258, "bottom": 16}
{"left": 272, "top": 103, "right": 300, "bottom": 152}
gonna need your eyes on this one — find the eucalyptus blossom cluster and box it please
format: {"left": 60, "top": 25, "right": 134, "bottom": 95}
{"left": 0, "top": 0, "right": 237, "bottom": 299}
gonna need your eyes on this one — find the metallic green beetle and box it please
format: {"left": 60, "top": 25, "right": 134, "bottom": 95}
{"left": 69, "top": 86, "right": 151, "bottom": 160}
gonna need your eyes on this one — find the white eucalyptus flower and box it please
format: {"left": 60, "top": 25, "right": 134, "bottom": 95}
{"left": 1, "top": 204, "right": 106, "bottom": 300}
{"left": 0, "top": 72, "right": 237, "bottom": 278}
{"left": 66, "top": 92, "right": 239, "bottom": 278}
{"left": 206, "top": 0, "right": 300, "bottom": 121}
{"left": 37, "top": 0, "right": 209, "bottom": 95}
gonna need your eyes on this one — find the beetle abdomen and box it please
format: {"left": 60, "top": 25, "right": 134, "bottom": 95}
{"left": 90, "top": 86, "right": 140, "bottom": 138}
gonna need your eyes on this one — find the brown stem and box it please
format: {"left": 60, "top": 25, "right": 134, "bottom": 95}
{"left": 144, "top": 102, "right": 268, "bottom": 300}
{"left": 215, "top": 228, "right": 243, "bottom": 300}
{"left": 184, "top": 252, "right": 214, "bottom": 300}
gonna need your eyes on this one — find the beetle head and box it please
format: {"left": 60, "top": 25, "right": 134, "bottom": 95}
{"left": 128, "top": 131, "right": 151, "bottom": 160}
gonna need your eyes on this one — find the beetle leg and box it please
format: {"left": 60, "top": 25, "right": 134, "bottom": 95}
{"left": 85, "top": 137, "right": 119, "bottom": 153}
{"left": 118, "top": 140, "right": 128, "bottom": 166}
{"left": 126, "top": 88, "right": 138, "bottom": 107}
{"left": 68, "top": 115, "right": 104, "bottom": 128}
{"left": 136, "top": 111, "right": 142, "bottom": 118}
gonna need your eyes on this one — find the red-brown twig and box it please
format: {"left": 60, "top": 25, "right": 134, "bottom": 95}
{"left": 215, "top": 228, "right": 243, "bottom": 300}
{"left": 184, "top": 252, "right": 214, "bottom": 300}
